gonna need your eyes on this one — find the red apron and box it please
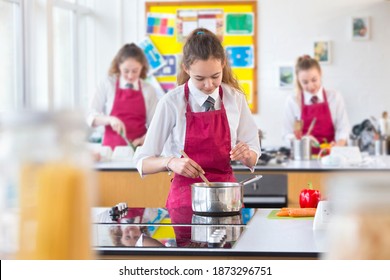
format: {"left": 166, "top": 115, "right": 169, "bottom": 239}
{"left": 301, "top": 89, "right": 335, "bottom": 154}
{"left": 103, "top": 79, "right": 147, "bottom": 150}
{"left": 166, "top": 82, "right": 236, "bottom": 209}
{"left": 167, "top": 207, "right": 194, "bottom": 247}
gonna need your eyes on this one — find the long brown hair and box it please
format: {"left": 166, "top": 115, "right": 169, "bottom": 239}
{"left": 108, "top": 43, "right": 148, "bottom": 79}
{"left": 177, "top": 27, "right": 242, "bottom": 92}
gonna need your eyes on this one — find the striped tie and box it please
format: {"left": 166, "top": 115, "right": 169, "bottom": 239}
{"left": 203, "top": 96, "right": 215, "bottom": 111}
{"left": 311, "top": 95, "right": 319, "bottom": 104}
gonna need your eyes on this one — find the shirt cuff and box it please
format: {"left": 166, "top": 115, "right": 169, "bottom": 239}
{"left": 135, "top": 156, "right": 149, "bottom": 177}
{"left": 87, "top": 112, "right": 100, "bottom": 127}
{"left": 247, "top": 148, "right": 260, "bottom": 172}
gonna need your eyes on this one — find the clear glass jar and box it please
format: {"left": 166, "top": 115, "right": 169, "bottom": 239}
{"left": 324, "top": 174, "right": 390, "bottom": 259}
{"left": 0, "top": 110, "right": 95, "bottom": 259}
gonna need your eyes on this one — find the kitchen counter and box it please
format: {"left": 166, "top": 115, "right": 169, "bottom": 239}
{"left": 94, "top": 160, "right": 136, "bottom": 170}
{"left": 93, "top": 207, "right": 325, "bottom": 259}
{"left": 234, "top": 155, "right": 390, "bottom": 172}
{"left": 93, "top": 156, "right": 390, "bottom": 208}
{"left": 94, "top": 155, "right": 390, "bottom": 171}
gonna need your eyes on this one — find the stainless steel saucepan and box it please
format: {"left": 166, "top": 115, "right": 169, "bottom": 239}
{"left": 191, "top": 213, "right": 244, "bottom": 244}
{"left": 191, "top": 175, "right": 263, "bottom": 216}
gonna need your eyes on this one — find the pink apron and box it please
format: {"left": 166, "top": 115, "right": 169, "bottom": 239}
{"left": 301, "top": 89, "right": 335, "bottom": 154}
{"left": 103, "top": 79, "right": 147, "bottom": 150}
{"left": 166, "top": 82, "right": 236, "bottom": 209}
{"left": 167, "top": 207, "right": 195, "bottom": 247}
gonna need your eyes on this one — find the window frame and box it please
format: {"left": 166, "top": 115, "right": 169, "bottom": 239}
{"left": 2, "top": 0, "right": 94, "bottom": 111}
{"left": 50, "top": 0, "right": 92, "bottom": 109}
{"left": 1, "top": 0, "right": 25, "bottom": 110}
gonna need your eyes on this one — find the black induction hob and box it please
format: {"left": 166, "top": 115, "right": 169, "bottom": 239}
{"left": 93, "top": 206, "right": 256, "bottom": 249}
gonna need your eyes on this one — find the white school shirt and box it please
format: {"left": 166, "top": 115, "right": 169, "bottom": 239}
{"left": 134, "top": 78, "right": 261, "bottom": 175}
{"left": 86, "top": 75, "right": 159, "bottom": 128}
{"left": 282, "top": 87, "right": 350, "bottom": 145}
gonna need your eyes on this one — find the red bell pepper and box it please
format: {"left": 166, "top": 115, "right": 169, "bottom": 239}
{"left": 299, "top": 182, "right": 321, "bottom": 208}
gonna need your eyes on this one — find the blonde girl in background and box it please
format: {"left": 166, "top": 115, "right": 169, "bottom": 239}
{"left": 87, "top": 43, "right": 158, "bottom": 150}
{"left": 283, "top": 55, "right": 350, "bottom": 151}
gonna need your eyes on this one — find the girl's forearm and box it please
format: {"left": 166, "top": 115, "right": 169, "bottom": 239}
{"left": 142, "top": 156, "right": 172, "bottom": 174}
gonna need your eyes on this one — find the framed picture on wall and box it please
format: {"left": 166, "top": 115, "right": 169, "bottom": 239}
{"left": 351, "top": 17, "right": 370, "bottom": 40}
{"left": 278, "top": 65, "right": 294, "bottom": 89}
{"left": 313, "top": 41, "right": 331, "bottom": 64}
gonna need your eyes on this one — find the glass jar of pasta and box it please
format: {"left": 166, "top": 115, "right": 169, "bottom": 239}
{"left": 324, "top": 174, "right": 390, "bottom": 259}
{"left": 0, "top": 110, "right": 95, "bottom": 259}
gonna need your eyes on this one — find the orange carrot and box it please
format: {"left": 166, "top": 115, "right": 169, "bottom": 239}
{"left": 276, "top": 210, "right": 290, "bottom": 217}
{"left": 288, "top": 208, "right": 316, "bottom": 217}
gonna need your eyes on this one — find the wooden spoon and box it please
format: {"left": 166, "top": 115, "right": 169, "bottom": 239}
{"left": 180, "top": 150, "right": 210, "bottom": 186}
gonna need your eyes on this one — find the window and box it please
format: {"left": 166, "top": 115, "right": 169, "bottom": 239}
{"left": 0, "top": 0, "right": 93, "bottom": 112}
{"left": 51, "top": 0, "right": 92, "bottom": 110}
{"left": 0, "top": 0, "right": 23, "bottom": 111}
{"left": 53, "top": 6, "right": 73, "bottom": 108}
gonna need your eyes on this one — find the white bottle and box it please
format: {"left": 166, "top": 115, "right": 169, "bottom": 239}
{"left": 379, "top": 111, "right": 389, "bottom": 136}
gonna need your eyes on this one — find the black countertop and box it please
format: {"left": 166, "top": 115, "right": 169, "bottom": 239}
{"left": 92, "top": 207, "right": 323, "bottom": 258}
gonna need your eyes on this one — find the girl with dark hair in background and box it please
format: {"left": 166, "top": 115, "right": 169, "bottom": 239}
{"left": 87, "top": 43, "right": 158, "bottom": 150}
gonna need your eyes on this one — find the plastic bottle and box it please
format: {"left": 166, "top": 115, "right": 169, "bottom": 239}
{"left": 0, "top": 110, "right": 95, "bottom": 259}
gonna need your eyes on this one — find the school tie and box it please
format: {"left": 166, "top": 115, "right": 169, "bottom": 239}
{"left": 203, "top": 96, "right": 215, "bottom": 111}
{"left": 311, "top": 95, "right": 319, "bottom": 104}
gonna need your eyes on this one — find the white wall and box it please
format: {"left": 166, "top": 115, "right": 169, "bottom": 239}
{"left": 94, "top": 0, "right": 390, "bottom": 148}
{"left": 256, "top": 0, "right": 390, "bottom": 148}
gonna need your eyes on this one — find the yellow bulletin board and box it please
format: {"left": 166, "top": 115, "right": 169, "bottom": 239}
{"left": 145, "top": 0, "right": 258, "bottom": 113}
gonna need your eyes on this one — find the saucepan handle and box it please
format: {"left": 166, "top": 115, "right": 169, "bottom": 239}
{"left": 239, "top": 175, "right": 263, "bottom": 186}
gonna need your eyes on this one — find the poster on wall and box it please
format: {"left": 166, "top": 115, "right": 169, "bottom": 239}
{"left": 137, "top": 37, "right": 167, "bottom": 75}
{"left": 146, "top": 13, "right": 175, "bottom": 36}
{"left": 159, "top": 82, "right": 176, "bottom": 94}
{"left": 154, "top": 55, "right": 177, "bottom": 77}
{"left": 176, "top": 9, "right": 224, "bottom": 42}
{"left": 225, "top": 13, "right": 254, "bottom": 35}
{"left": 145, "top": 0, "right": 257, "bottom": 113}
{"left": 239, "top": 80, "right": 253, "bottom": 106}
{"left": 226, "top": 46, "right": 254, "bottom": 68}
